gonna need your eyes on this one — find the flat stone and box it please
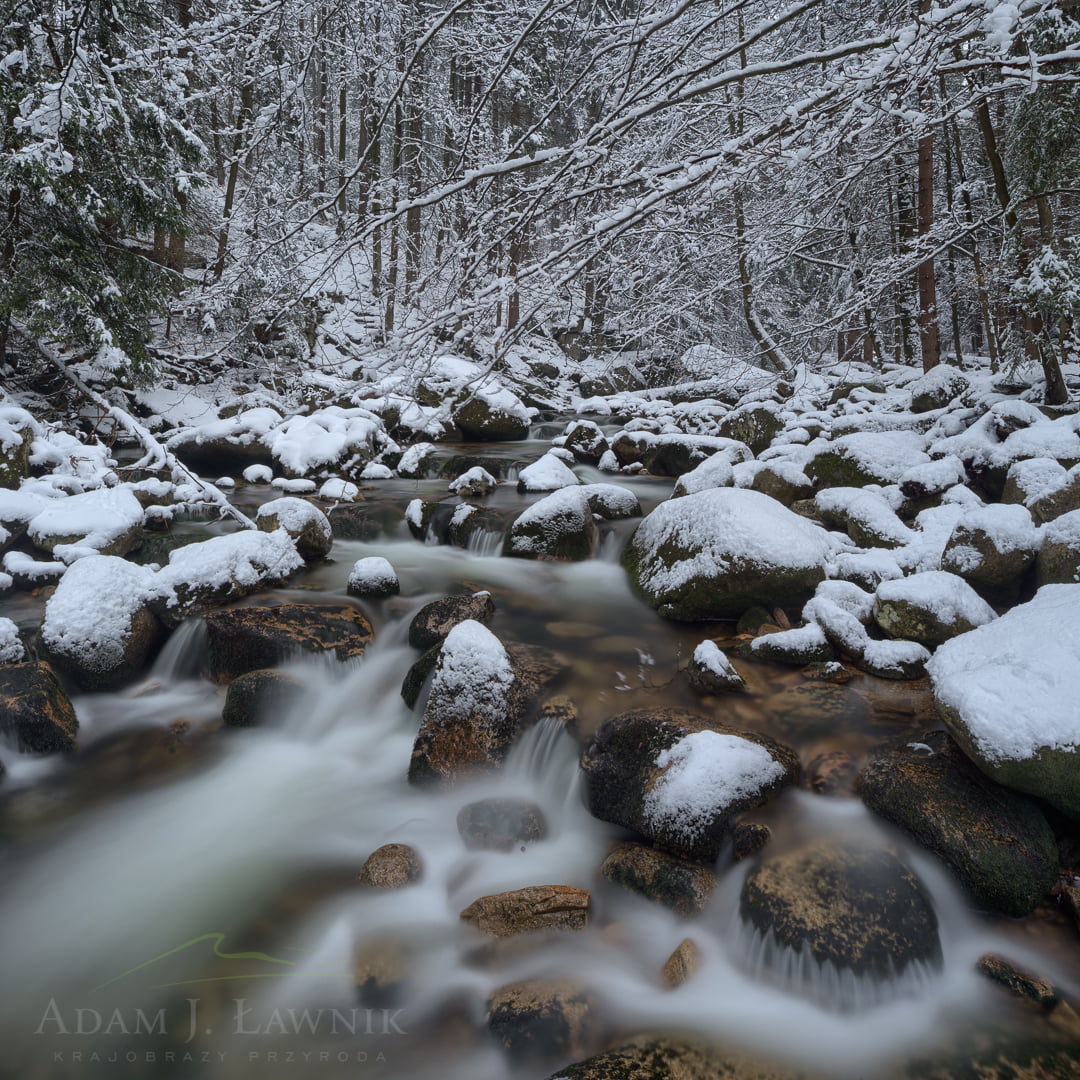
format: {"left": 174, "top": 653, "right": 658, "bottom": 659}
{"left": 460, "top": 885, "right": 590, "bottom": 937}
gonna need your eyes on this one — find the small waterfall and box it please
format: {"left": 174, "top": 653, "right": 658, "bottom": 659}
{"left": 148, "top": 616, "right": 208, "bottom": 680}
{"left": 464, "top": 528, "right": 505, "bottom": 557}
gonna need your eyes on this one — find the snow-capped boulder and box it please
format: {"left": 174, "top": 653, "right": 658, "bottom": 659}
{"left": 453, "top": 386, "right": 531, "bottom": 442}
{"left": 40, "top": 555, "right": 163, "bottom": 689}
{"left": 408, "top": 621, "right": 564, "bottom": 786}
{"left": 686, "top": 640, "right": 745, "bottom": 694}
{"left": 151, "top": 529, "right": 305, "bottom": 627}
{"left": 27, "top": 486, "right": 144, "bottom": 560}
{"left": 581, "top": 707, "right": 798, "bottom": 862}
{"left": 857, "top": 731, "right": 1057, "bottom": 917}
{"left": 718, "top": 401, "right": 783, "bottom": 455}
{"left": 561, "top": 420, "right": 609, "bottom": 464}
{"left": 0, "top": 661, "right": 78, "bottom": 753}
{"left": 927, "top": 584, "right": 1080, "bottom": 818}
{"left": 255, "top": 497, "right": 332, "bottom": 561}
{"left": 408, "top": 592, "right": 495, "bottom": 651}
{"left": 448, "top": 466, "right": 498, "bottom": 497}
{"left": 872, "top": 570, "right": 997, "bottom": 648}
{"left": 748, "top": 460, "right": 814, "bottom": 506}
{"left": 623, "top": 488, "right": 835, "bottom": 620}
{"left": 397, "top": 442, "right": 438, "bottom": 479}
{"left": 347, "top": 557, "right": 400, "bottom": 599}
{"left": 940, "top": 503, "right": 1039, "bottom": 597}
{"left": 516, "top": 453, "right": 580, "bottom": 493}
{"left": 671, "top": 453, "right": 735, "bottom": 497}
{"left": 907, "top": 364, "right": 970, "bottom": 413}
{"left": 0, "top": 407, "right": 36, "bottom": 489}
{"left": 809, "top": 431, "right": 930, "bottom": 489}
{"left": 505, "top": 484, "right": 640, "bottom": 561}
{"left": 815, "top": 488, "right": 913, "bottom": 549}
{"left": 1035, "top": 509, "right": 1080, "bottom": 586}
{"left": 642, "top": 434, "right": 752, "bottom": 478}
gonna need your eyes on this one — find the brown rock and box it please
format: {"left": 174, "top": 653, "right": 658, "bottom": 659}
{"left": 0, "top": 661, "right": 78, "bottom": 753}
{"left": 488, "top": 977, "right": 596, "bottom": 1064}
{"left": 600, "top": 841, "right": 715, "bottom": 916}
{"left": 408, "top": 592, "right": 495, "bottom": 651}
{"left": 460, "top": 885, "right": 590, "bottom": 937}
{"left": 359, "top": 843, "right": 423, "bottom": 889}
{"left": 661, "top": 938, "right": 702, "bottom": 988}
{"left": 205, "top": 602, "right": 373, "bottom": 681}
{"left": 805, "top": 751, "right": 858, "bottom": 795}
{"left": 977, "top": 954, "right": 1059, "bottom": 1010}
{"left": 732, "top": 823, "right": 771, "bottom": 861}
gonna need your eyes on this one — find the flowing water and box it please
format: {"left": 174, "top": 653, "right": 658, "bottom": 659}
{"left": 1, "top": 426, "right": 1078, "bottom": 1079}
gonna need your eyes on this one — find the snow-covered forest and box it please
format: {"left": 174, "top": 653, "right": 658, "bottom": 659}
{"left": 4, "top": 4, "right": 1080, "bottom": 1080}
{"left": 2, "top": 0, "right": 1079, "bottom": 395}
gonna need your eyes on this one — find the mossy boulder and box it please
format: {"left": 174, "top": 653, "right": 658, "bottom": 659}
{"left": 0, "top": 416, "right": 34, "bottom": 489}
{"left": 452, "top": 389, "right": 530, "bottom": 441}
{"left": 908, "top": 364, "right": 970, "bottom": 413}
{"left": 581, "top": 707, "right": 799, "bottom": 862}
{"left": 857, "top": 732, "right": 1057, "bottom": 917}
{"left": 718, "top": 402, "right": 783, "bottom": 455}
{"left": 1035, "top": 510, "right": 1080, "bottom": 586}
{"left": 940, "top": 505, "right": 1039, "bottom": 600}
{"left": 599, "top": 840, "right": 715, "bottom": 916}
{"left": 0, "top": 661, "right": 78, "bottom": 753}
{"left": 204, "top": 602, "right": 373, "bottom": 681}
{"left": 872, "top": 571, "right": 997, "bottom": 648}
{"left": 623, "top": 488, "right": 834, "bottom": 621}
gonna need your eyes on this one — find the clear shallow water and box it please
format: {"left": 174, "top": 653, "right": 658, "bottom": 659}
{"left": 1, "top": 439, "right": 1078, "bottom": 1079}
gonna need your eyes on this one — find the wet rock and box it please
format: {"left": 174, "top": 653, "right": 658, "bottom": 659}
{"left": 487, "top": 977, "right": 596, "bottom": 1064}
{"left": 623, "top": 488, "right": 834, "bottom": 621}
{"left": 799, "top": 661, "right": 854, "bottom": 683}
{"left": 353, "top": 938, "right": 407, "bottom": 1008}
{"left": 204, "top": 602, "right": 373, "bottom": 681}
{"left": 39, "top": 555, "right": 165, "bottom": 690}
{"left": 739, "top": 841, "right": 941, "bottom": 986}
{"left": 447, "top": 504, "right": 505, "bottom": 549}
{"left": 857, "top": 731, "right": 1058, "bottom": 917}
{"left": 872, "top": 571, "right": 997, "bottom": 648}
{"left": 736, "top": 606, "right": 774, "bottom": 635}
{"left": 440, "top": 455, "right": 508, "bottom": 481}
{"left": 460, "top": 885, "right": 590, "bottom": 937}
{"left": 1035, "top": 509, "right": 1080, "bottom": 586}
{"left": 805, "top": 751, "right": 858, "bottom": 795}
{"left": 347, "top": 556, "right": 400, "bottom": 599}
{"left": 581, "top": 708, "right": 799, "bottom": 862}
{"left": 686, "top": 640, "right": 745, "bottom": 694}
{"left": 404, "top": 497, "right": 450, "bottom": 541}
{"left": 255, "top": 497, "right": 332, "bottom": 561}
{"left": 408, "top": 592, "right": 495, "bottom": 651}
{"left": 977, "top": 954, "right": 1059, "bottom": 1010}
{"left": 505, "top": 488, "right": 597, "bottom": 561}
{"left": 0, "top": 661, "right": 78, "bottom": 753}
{"left": 221, "top": 668, "right": 305, "bottom": 727}
{"left": 732, "top": 822, "right": 771, "bottom": 861}
{"left": 327, "top": 503, "right": 402, "bottom": 541}
{"left": 763, "top": 682, "right": 871, "bottom": 741}
{"left": 397, "top": 441, "right": 438, "bottom": 479}
{"left": 400, "top": 644, "right": 440, "bottom": 709}
{"left": 453, "top": 389, "right": 530, "bottom": 441}
{"left": 408, "top": 623, "right": 565, "bottom": 786}
{"left": 545, "top": 1035, "right": 806, "bottom": 1080}
{"left": 457, "top": 798, "right": 547, "bottom": 852}
{"left": 359, "top": 843, "right": 423, "bottom": 889}
{"left": 599, "top": 841, "right": 715, "bottom": 916}
{"left": 661, "top": 939, "right": 702, "bottom": 988}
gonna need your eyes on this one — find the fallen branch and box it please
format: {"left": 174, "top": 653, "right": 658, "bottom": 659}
{"left": 14, "top": 324, "right": 257, "bottom": 531}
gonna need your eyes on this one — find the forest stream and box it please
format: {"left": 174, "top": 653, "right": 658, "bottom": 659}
{"left": 1, "top": 420, "right": 1078, "bottom": 1080}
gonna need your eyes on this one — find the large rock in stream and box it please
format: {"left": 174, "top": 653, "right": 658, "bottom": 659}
{"left": 581, "top": 708, "right": 799, "bottom": 862}
{"left": 408, "top": 620, "right": 565, "bottom": 785}
{"left": 204, "top": 602, "right": 373, "bottom": 680}
{"left": 0, "top": 661, "right": 79, "bottom": 753}
{"left": 857, "top": 731, "right": 1057, "bottom": 917}
{"left": 739, "top": 841, "right": 942, "bottom": 1006}
{"left": 622, "top": 488, "right": 836, "bottom": 620}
